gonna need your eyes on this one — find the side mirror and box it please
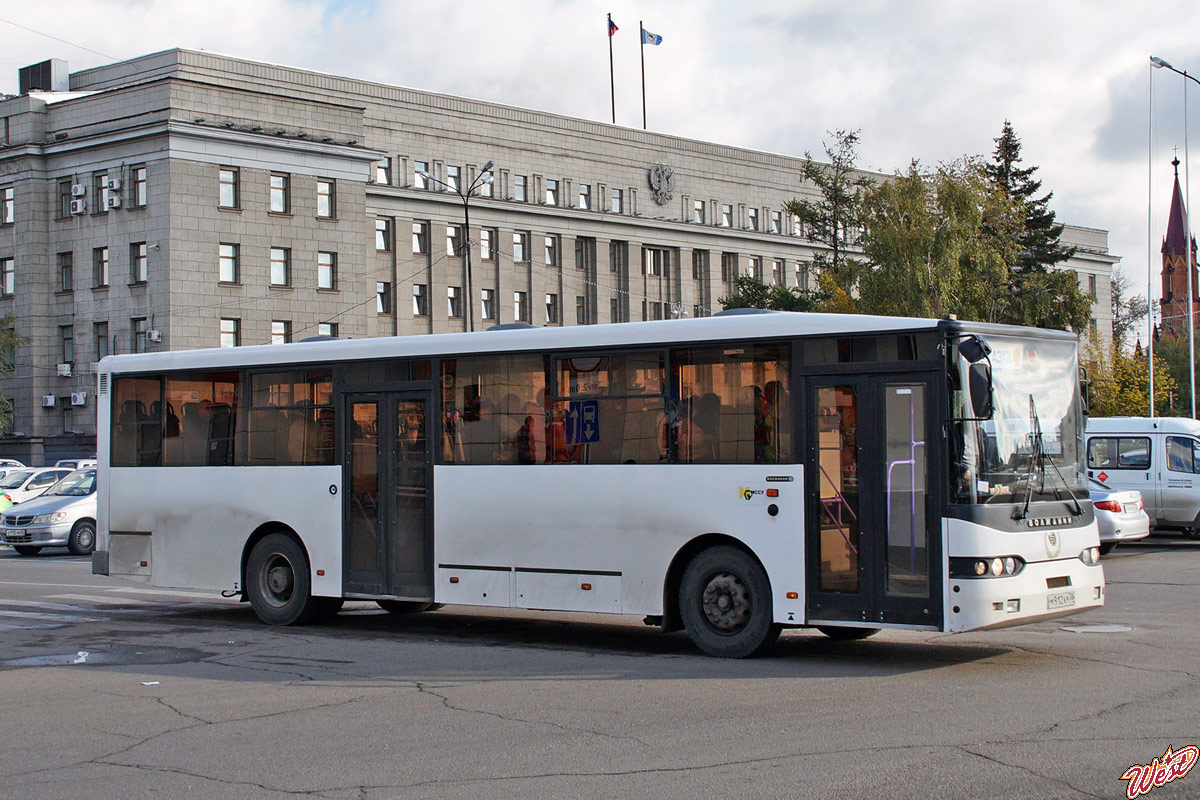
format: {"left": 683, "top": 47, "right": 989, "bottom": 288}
{"left": 968, "top": 362, "right": 993, "bottom": 419}
{"left": 1078, "top": 366, "right": 1090, "bottom": 417}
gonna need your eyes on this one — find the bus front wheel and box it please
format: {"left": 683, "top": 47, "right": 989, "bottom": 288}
{"left": 679, "top": 546, "right": 777, "bottom": 658}
{"left": 246, "top": 533, "right": 321, "bottom": 626}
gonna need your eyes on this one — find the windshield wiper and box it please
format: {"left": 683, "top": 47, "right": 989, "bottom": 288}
{"left": 1012, "top": 395, "right": 1082, "bottom": 520}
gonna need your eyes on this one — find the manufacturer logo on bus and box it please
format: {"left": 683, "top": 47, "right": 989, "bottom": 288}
{"left": 739, "top": 487, "right": 764, "bottom": 500}
{"left": 1045, "top": 530, "right": 1062, "bottom": 558}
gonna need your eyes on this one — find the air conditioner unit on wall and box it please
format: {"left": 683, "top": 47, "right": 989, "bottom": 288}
{"left": 70, "top": 392, "right": 86, "bottom": 406}
{"left": 41, "top": 395, "right": 57, "bottom": 408}
{"left": 56, "top": 363, "right": 71, "bottom": 377}
{"left": 69, "top": 199, "right": 86, "bottom": 215}
{"left": 106, "top": 177, "right": 122, "bottom": 191}
{"left": 147, "top": 330, "right": 162, "bottom": 343}
{"left": 70, "top": 184, "right": 87, "bottom": 197}
{"left": 106, "top": 196, "right": 121, "bottom": 209}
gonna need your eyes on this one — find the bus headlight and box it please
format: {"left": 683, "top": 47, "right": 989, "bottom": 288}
{"left": 991, "top": 558, "right": 1004, "bottom": 576}
{"left": 1079, "top": 547, "right": 1101, "bottom": 566}
{"left": 32, "top": 511, "right": 68, "bottom": 524}
{"left": 975, "top": 560, "right": 988, "bottom": 576}
{"left": 951, "top": 556, "right": 1026, "bottom": 578}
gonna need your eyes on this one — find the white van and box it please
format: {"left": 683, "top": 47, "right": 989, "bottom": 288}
{"left": 1085, "top": 416, "right": 1200, "bottom": 539}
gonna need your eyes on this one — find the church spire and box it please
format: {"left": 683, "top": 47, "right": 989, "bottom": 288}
{"left": 1163, "top": 156, "right": 1190, "bottom": 256}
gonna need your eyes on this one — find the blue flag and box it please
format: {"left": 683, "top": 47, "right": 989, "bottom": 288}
{"left": 641, "top": 27, "right": 663, "bottom": 45}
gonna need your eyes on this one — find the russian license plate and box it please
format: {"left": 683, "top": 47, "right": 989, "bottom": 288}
{"left": 1123, "top": 503, "right": 1139, "bottom": 514}
{"left": 1047, "top": 591, "right": 1076, "bottom": 609}
{"left": 4, "top": 529, "right": 24, "bottom": 541}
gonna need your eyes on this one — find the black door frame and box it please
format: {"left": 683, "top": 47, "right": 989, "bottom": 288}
{"left": 803, "top": 370, "right": 943, "bottom": 627}
{"left": 341, "top": 390, "right": 434, "bottom": 600}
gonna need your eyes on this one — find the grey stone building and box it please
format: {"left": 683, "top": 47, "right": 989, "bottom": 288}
{"left": 0, "top": 49, "right": 1117, "bottom": 464}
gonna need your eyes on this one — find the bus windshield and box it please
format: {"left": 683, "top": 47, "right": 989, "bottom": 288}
{"left": 950, "top": 334, "right": 1086, "bottom": 507}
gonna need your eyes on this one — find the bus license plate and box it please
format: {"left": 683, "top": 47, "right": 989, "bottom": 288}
{"left": 1047, "top": 591, "right": 1076, "bottom": 609}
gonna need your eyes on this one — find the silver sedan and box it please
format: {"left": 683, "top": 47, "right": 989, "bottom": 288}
{"left": 1090, "top": 477, "right": 1150, "bottom": 555}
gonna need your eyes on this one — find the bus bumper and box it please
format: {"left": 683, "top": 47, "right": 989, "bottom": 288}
{"left": 946, "top": 558, "right": 1104, "bottom": 632}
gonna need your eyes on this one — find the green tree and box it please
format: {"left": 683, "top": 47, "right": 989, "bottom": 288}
{"left": 0, "top": 317, "right": 21, "bottom": 432}
{"left": 1154, "top": 327, "right": 1198, "bottom": 415}
{"left": 718, "top": 274, "right": 818, "bottom": 313}
{"left": 1110, "top": 268, "right": 1149, "bottom": 350}
{"left": 1082, "top": 334, "right": 1177, "bottom": 417}
{"left": 856, "top": 158, "right": 1015, "bottom": 320}
{"left": 784, "top": 129, "right": 873, "bottom": 307}
{"left": 986, "top": 121, "right": 1087, "bottom": 331}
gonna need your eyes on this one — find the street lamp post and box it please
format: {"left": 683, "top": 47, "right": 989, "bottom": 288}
{"left": 1152, "top": 56, "right": 1199, "bottom": 418}
{"left": 417, "top": 160, "right": 494, "bottom": 332}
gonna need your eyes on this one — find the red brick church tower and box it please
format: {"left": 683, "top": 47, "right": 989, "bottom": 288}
{"left": 1161, "top": 157, "right": 1199, "bottom": 337}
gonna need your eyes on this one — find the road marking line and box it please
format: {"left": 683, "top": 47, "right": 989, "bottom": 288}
{"left": 105, "top": 587, "right": 219, "bottom": 599}
{"left": 47, "top": 593, "right": 152, "bottom": 605}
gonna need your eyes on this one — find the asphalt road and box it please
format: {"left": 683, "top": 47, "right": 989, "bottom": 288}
{"left": 0, "top": 538, "right": 1197, "bottom": 800}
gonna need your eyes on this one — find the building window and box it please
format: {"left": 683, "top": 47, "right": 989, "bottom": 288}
{"left": 514, "top": 291, "right": 528, "bottom": 322}
{"left": 544, "top": 235, "right": 558, "bottom": 267}
{"left": 95, "top": 322, "right": 109, "bottom": 360}
{"left": 269, "top": 173, "right": 290, "bottom": 214}
{"left": 770, "top": 210, "right": 782, "bottom": 234}
{"left": 377, "top": 281, "right": 392, "bottom": 314}
{"left": 317, "top": 251, "right": 337, "bottom": 290}
{"left": 748, "top": 256, "right": 763, "bottom": 281}
{"left": 514, "top": 175, "right": 527, "bottom": 202}
{"left": 318, "top": 322, "right": 338, "bottom": 338}
{"left": 545, "top": 179, "right": 559, "bottom": 206}
{"left": 546, "top": 293, "right": 559, "bottom": 324}
{"left": 316, "top": 179, "right": 336, "bottom": 219}
{"left": 747, "top": 208, "right": 759, "bottom": 231}
{"left": 693, "top": 199, "right": 705, "bottom": 224}
{"left": 413, "top": 284, "right": 428, "bottom": 316}
{"left": 93, "top": 173, "right": 111, "bottom": 214}
{"left": 413, "top": 221, "right": 429, "bottom": 254}
{"left": 132, "top": 318, "right": 148, "bottom": 353}
{"left": 413, "top": 160, "right": 428, "bottom": 189}
{"left": 1088, "top": 274, "right": 1098, "bottom": 300}
{"left": 578, "top": 184, "right": 591, "bottom": 210}
{"left": 480, "top": 229, "right": 493, "bottom": 260}
{"left": 448, "top": 286, "right": 462, "bottom": 318}
{"left": 376, "top": 218, "right": 392, "bottom": 251}
{"left": 219, "top": 243, "right": 239, "bottom": 284}
{"left": 514, "top": 232, "right": 529, "bottom": 263}
{"left": 481, "top": 288, "right": 496, "bottom": 320}
{"left": 478, "top": 173, "right": 493, "bottom": 198}
{"left": 771, "top": 259, "right": 783, "bottom": 286}
{"left": 610, "top": 188, "right": 624, "bottom": 213}
{"left": 792, "top": 213, "right": 803, "bottom": 236}
{"left": 270, "top": 247, "right": 290, "bottom": 287}
{"left": 576, "top": 296, "right": 586, "bottom": 325}
{"left": 93, "top": 247, "right": 110, "bottom": 287}
{"left": 447, "top": 224, "right": 462, "bottom": 257}
{"left": 131, "top": 165, "right": 147, "bottom": 207}
{"left": 0, "top": 186, "right": 13, "bottom": 224}
{"left": 219, "top": 318, "right": 239, "bottom": 348}
{"left": 0, "top": 258, "right": 12, "bottom": 296}
{"left": 271, "top": 320, "right": 292, "bottom": 345}
{"left": 1089, "top": 317, "right": 1098, "bottom": 336}
{"left": 610, "top": 297, "right": 620, "bottom": 323}
{"left": 58, "top": 179, "right": 73, "bottom": 219}
{"left": 721, "top": 204, "right": 733, "bottom": 227}
{"left": 644, "top": 248, "right": 668, "bottom": 276}
{"left": 58, "top": 252, "right": 73, "bottom": 293}
{"left": 692, "top": 250, "right": 709, "bottom": 281}
{"left": 376, "top": 157, "right": 392, "bottom": 186}
{"left": 59, "top": 325, "right": 73, "bottom": 363}
{"left": 218, "top": 167, "right": 239, "bottom": 208}
{"left": 721, "top": 252, "right": 737, "bottom": 284}
{"left": 446, "top": 165, "right": 461, "bottom": 193}
{"left": 130, "top": 242, "right": 148, "bottom": 283}
{"left": 610, "top": 241, "right": 627, "bottom": 273}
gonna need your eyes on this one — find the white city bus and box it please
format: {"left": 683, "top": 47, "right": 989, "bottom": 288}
{"left": 94, "top": 311, "right": 1104, "bottom": 657}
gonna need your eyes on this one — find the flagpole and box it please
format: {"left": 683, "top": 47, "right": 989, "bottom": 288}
{"left": 1148, "top": 60, "right": 1156, "bottom": 417}
{"left": 608, "top": 13, "right": 616, "bottom": 125}
{"left": 640, "top": 20, "right": 647, "bottom": 130}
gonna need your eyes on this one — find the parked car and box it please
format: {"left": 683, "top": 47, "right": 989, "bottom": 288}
{"left": 0, "top": 468, "right": 73, "bottom": 505}
{"left": 1, "top": 469, "right": 97, "bottom": 556}
{"left": 1089, "top": 477, "right": 1151, "bottom": 555}
{"left": 54, "top": 459, "right": 97, "bottom": 470}
{"left": 0, "top": 459, "right": 26, "bottom": 469}
{"left": 1086, "top": 416, "right": 1200, "bottom": 539}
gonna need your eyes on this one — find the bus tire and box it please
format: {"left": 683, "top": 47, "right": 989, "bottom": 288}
{"left": 1098, "top": 542, "right": 1116, "bottom": 556}
{"left": 817, "top": 625, "right": 880, "bottom": 641}
{"left": 13, "top": 545, "right": 42, "bottom": 556}
{"left": 679, "top": 546, "right": 775, "bottom": 658}
{"left": 377, "top": 599, "right": 438, "bottom": 614}
{"left": 246, "top": 533, "right": 320, "bottom": 626}
{"left": 68, "top": 520, "right": 97, "bottom": 556}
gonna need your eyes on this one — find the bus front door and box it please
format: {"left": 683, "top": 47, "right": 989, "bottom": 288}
{"left": 804, "top": 374, "right": 942, "bottom": 628}
{"left": 344, "top": 393, "right": 433, "bottom": 600}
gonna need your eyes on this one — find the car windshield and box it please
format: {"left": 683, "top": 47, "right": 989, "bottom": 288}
{"left": 47, "top": 469, "right": 96, "bottom": 497}
{"left": 0, "top": 470, "right": 33, "bottom": 489}
{"left": 949, "top": 334, "right": 1087, "bottom": 507}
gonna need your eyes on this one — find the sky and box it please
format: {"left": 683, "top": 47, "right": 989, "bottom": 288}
{"left": 2, "top": 0, "right": 1199, "bottom": 317}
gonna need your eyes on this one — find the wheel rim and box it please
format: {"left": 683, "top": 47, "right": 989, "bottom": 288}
{"left": 76, "top": 526, "right": 95, "bottom": 551}
{"left": 260, "top": 553, "right": 295, "bottom": 608}
{"left": 699, "top": 570, "right": 752, "bottom": 633}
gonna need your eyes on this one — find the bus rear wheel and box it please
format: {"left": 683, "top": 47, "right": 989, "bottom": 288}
{"left": 679, "top": 546, "right": 776, "bottom": 658}
{"left": 246, "top": 533, "right": 321, "bottom": 626}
